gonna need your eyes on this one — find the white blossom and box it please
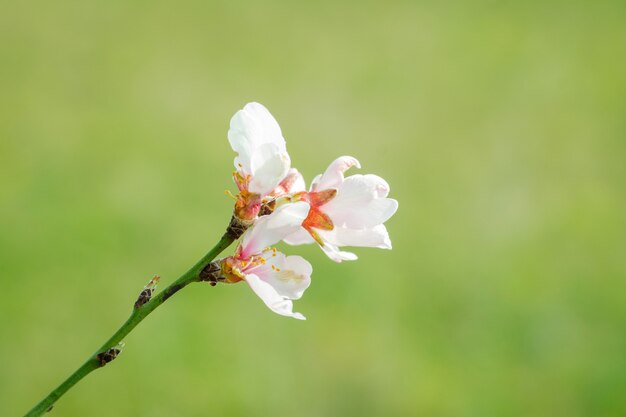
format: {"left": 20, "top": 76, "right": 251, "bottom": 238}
{"left": 284, "top": 156, "right": 398, "bottom": 262}
{"left": 228, "top": 102, "right": 292, "bottom": 220}
{"left": 220, "top": 202, "right": 312, "bottom": 319}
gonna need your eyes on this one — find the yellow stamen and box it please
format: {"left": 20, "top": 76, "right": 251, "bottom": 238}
{"left": 224, "top": 189, "right": 237, "bottom": 201}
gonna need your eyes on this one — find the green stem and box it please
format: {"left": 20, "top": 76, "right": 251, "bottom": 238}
{"left": 24, "top": 233, "right": 234, "bottom": 417}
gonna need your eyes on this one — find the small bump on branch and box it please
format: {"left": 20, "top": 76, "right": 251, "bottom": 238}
{"left": 134, "top": 276, "right": 160, "bottom": 309}
{"left": 96, "top": 342, "right": 125, "bottom": 367}
{"left": 225, "top": 214, "right": 252, "bottom": 240}
{"left": 199, "top": 261, "right": 224, "bottom": 286}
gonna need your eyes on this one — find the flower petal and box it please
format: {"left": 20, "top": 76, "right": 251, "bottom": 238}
{"left": 319, "top": 241, "right": 358, "bottom": 263}
{"left": 240, "top": 201, "right": 310, "bottom": 257}
{"left": 318, "top": 224, "right": 392, "bottom": 249}
{"left": 270, "top": 168, "right": 306, "bottom": 197}
{"left": 228, "top": 102, "right": 287, "bottom": 176}
{"left": 309, "top": 174, "right": 322, "bottom": 190}
{"left": 248, "top": 142, "right": 291, "bottom": 195}
{"left": 323, "top": 175, "right": 398, "bottom": 228}
{"left": 311, "top": 156, "right": 360, "bottom": 191}
{"left": 283, "top": 228, "right": 316, "bottom": 246}
{"left": 244, "top": 273, "right": 306, "bottom": 320}
{"left": 246, "top": 252, "right": 312, "bottom": 300}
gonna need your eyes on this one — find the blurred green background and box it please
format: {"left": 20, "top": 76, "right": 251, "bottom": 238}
{"left": 1, "top": 1, "right": 625, "bottom": 416}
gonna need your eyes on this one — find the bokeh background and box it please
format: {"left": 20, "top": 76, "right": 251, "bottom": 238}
{"left": 1, "top": 1, "right": 625, "bottom": 416}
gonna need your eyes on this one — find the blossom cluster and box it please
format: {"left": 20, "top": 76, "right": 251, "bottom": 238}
{"left": 216, "top": 102, "right": 398, "bottom": 320}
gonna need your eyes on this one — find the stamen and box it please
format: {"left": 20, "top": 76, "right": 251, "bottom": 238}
{"left": 224, "top": 190, "right": 237, "bottom": 201}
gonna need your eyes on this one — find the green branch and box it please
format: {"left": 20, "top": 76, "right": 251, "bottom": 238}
{"left": 24, "top": 232, "right": 235, "bottom": 417}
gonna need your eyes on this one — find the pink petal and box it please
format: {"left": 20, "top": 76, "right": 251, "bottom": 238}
{"left": 271, "top": 168, "right": 306, "bottom": 197}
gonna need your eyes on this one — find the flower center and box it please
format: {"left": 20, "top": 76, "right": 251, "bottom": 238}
{"left": 220, "top": 258, "right": 244, "bottom": 283}
{"left": 234, "top": 190, "right": 262, "bottom": 221}
{"left": 297, "top": 189, "right": 337, "bottom": 245}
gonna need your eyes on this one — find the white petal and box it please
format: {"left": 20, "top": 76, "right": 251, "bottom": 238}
{"left": 240, "top": 202, "right": 310, "bottom": 257}
{"left": 283, "top": 227, "right": 316, "bottom": 246}
{"left": 309, "top": 174, "right": 323, "bottom": 191}
{"left": 228, "top": 102, "right": 286, "bottom": 152}
{"left": 311, "top": 156, "right": 360, "bottom": 191}
{"left": 318, "top": 224, "right": 392, "bottom": 249}
{"left": 338, "top": 174, "right": 391, "bottom": 202}
{"left": 246, "top": 252, "right": 312, "bottom": 300}
{"left": 323, "top": 175, "right": 398, "bottom": 228}
{"left": 367, "top": 174, "right": 392, "bottom": 198}
{"left": 228, "top": 102, "right": 287, "bottom": 176}
{"left": 319, "top": 241, "right": 358, "bottom": 263}
{"left": 248, "top": 142, "right": 291, "bottom": 195}
{"left": 244, "top": 273, "right": 306, "bottom": 320}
